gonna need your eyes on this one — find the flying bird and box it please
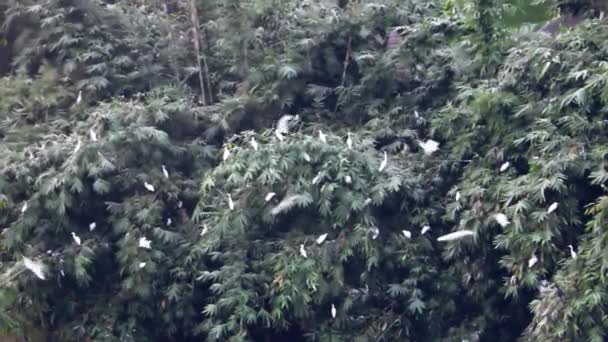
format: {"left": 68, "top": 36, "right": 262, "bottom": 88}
{"left": 250, "top": 137, "right": 259, "bottom": 151}
{"left": 346, "top": 132, "right": 352, "bottom": 149}
{"left": 227, "top": 194, "right": 235, "bottom": 210}
{"left": 378, "top": 152, "right": 388, "bottom": 172}
{"left": 89, "top": 222, "right": 96, "bottom": 231}
{"left": 437, "top": 230, "right": 474, "bottom": 242}
{"left": 418, "top": 139, "right": 440, "bottom": 155}
{"left": 421, "top": 226, "right": 431, "bottom": 235}
{"left": 500, "top": 162, "right": 510, "bottom": 173}
{"left": 318, "top": 130, "right": 327, "bottom": 143}
{"left": 528, "top": 254, "right": 538, "bottom": 268}
{"left": 547, "top": 202, "right": 559, "bottom": 214}
{"left": 299, "top": 244, "right": 308, "bottom": 258}
{"left": 265, "top": 192, "right": 276, "bottom": 202}
{"left": 222, "top": 146, "right": 230, "bottom": 161}
{"left": 568, "top": 245, "right": 577, "bottom": 259}
{"left": 71, "top": 232, "right": 81, "bottom": 245}
{"left": 402, "top": 230, "right": 412, "bottom": 239}
{"left": 89, "top": 129, "right": 97, "bottom": 142}
{"left": 144, "top": 182, "right": 155, "bottom": 192}
{"left": 316, "top": 233, "right": 328, "bottom": 245}
{"left": 23, "top": 256, "right": 46, "bottom": 280}
{"left": 139, "top": 236, "right": 152, "bottom": 249}
{"left": 331, "top": 304, "right": 337, "bottom": 319}
{"left": 162, "top": 165, "right": 169, "bottom": 179}
{"left": 494, "top": 213, "right": 510, "bottom": 227}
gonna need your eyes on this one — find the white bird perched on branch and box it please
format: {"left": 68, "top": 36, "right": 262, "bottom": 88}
{"left": 250, "top": 137, "right": 258, "bottom": 151}
{"left": 71, "top": 232, "right": 81, "bottom": 245}
{"left": 166, "top": 218, "right": 172, "bottom": 226}
{"left": 494, "top": 213, "right": 510, "bottom": 227}
{"left": 331, "top": 304, "right": 337, "bottom": 319}
{"left": 568, "top": 245, "right": 577, "bottom": 259}
{"left": 89, "top": 129, "right": 98, "bottom": 142}
{"left": 378, "top": 152, "right": 388, "bottom": 172}
{"left": 437, "top": 230, "right": 474, "bottom": 242}
{"left": 402, "top": 230, "right": 412, "bottom": 239}
{"left": 421, "top": 225, "right": 431, "bottom": 235}
{"left": 89, "top": 222, "right": 96, "bottom": 231}
{"left": 162, "top": 165, "right": 169, "bottom": 179}
{"left": 500, "top": 161, "right": 510, "bottom": 173}
{"left": 276, "top": 114, "right": 299, "bottom": 134}
{"left": 265, "top": 192, "right": 276, "bottom": 202}
{"left": 222, "top": 146, "right": 230, "bottom": 161}
{"left": 346, "top": 132, "right": 352, "bottom": 149}
{"left": 23, "top": 256, "right": 46, "bottom": 280}
{"left": 318, "top": 130, "right": 327, "bottom": 143}
{"left": 144, "top": 182, "right": 155, "bottom": 192}
{"left": 418, "top": 139, "right": 440, "bottom": 155}
{"left": 528, "top": 254, "right": 538, "bottom": 268}
{"left": 139, "top": 236, "right": 152, "bottom": 249}
{"left": 21, "top": 201, "right": 28, "bottom": 215}
{"left": 547, "top": 202, "right": 559, "bottom": 214}
{"left": 371, "top": 227, "right": 380, "bottom": 240}
{"left": 299, "top": 244, "right": 307, "bottom": 258}
{"left": 76, "top": 90, "right": 82, "bottom": 105}
{"left": 316, "top": 233, "right": 328, "bottom": 245}
{"left": 200, "top": 225, "right": 209, "bottom": 236}
{"left": 455, "top": 191, "right": 461, "bottom": 201}
{"left": 138, "top": 262, "right": 146, "bottom": 269}
{"left": 227, "top": 194, "right": 235, "bottom": 210}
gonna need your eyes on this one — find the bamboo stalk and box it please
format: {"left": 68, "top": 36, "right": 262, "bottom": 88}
{"left": 189, "top": 0, "right": 208, "bottom": 105}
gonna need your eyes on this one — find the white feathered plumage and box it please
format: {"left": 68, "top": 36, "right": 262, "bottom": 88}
{"left": 265, "top": 192, "right": 276, "bottom": 202}
{"left": 139, "top": 236, "right": 152, "bottom": 249}
{"left": 331, "top": 304, "right": 337, "bottom": 319}
{"left": 494, "top": 213, "right": 510, "bottom": 227}
{"left": 500, "top": 161, "right": 510, "bottom": 173}
{"left": 71, "top": 232, "right": 81, "bottom": 245}
{"left": 316, "top": 233, "right": 328, "bottom": 245}
{"left": 378, "top": 152, "right": 388, "bottom": 172}
{"left": 250, "top": 137, "right": 259, "bottom": 151}
{"left": 162, "top": 165, "right": 169, "bottom": 179}
{"left": 402, "top": 230, "right": 412, "bottom": 239}
{"left": 144, "top": 182, "right": 155, "bottom": 192}
{"left": 437, "top": 230, "right": 474, "bottom": 242}
{"left": 421, "top": 226, "right": 431, "bottom": 235}
{"left": 528, "top": 254, "right": 538, "bottom": 268}
{"left": 418, "top": 139, "right": 440, "bottom": 155}
{"left": 547, "top": 202, "right": 559, "bottom": 214}
{"left": 299, "top": 244, "right": 307, "bottom": 258}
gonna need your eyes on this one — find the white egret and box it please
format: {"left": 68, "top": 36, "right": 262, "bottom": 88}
{"left": 528, "top": 254, "right": 538, "bottom": 268}
{"left": 23, "top": 256, "right": 46, "bottom": 280}
{"left": 299, "top": 244, "right": 307, "bottom": 258}
{"left": 89, "top": 222, "right": 96, "bottom": 231}
{"left": 371, "top": 227, "right": 380, "bottom": 240}
{"left": 166, "top": 218, "right": 172, "bottom": 226}
{"left": 421, "top": 226, "right": 431, "bottom": 235}
{"left": 312, "top": 173, "right": 322, "bottom": 184}
{"left": 89, "top": 129, "right": 97, "bottom": 142}
{"left": 302, "top": 152, "right": 311, "bottom": 162}
{"left": 139, "top": 236, "right": 152, "bottom": 249}
{"left": 71, "top": 232, "right": 81, "bottom": 245}
{"left": 227, "top": 194, "right": 235, "bottom": 210}
{"left": 265, "top": 192, "right": 276, "bottom": 202}
{"left": 494, "top": 213, "right": 510, "bottom": 227}
{"left": 345, "top": 175, "right": 352, "bottom": 184}
{"left": 331, "top": 304, "right": 337, "bottom": 319}
{"left": 500, "top": 162, "right": 510, "bottom": 173}
{"left": 222, "top": 146, "right": 230, "bottom": 161}
{"left": 74, "top": 138, "right": 81, "bottom": 154}
{"left": 76, "top": 90, "right": 82, "bottom": 104}
{"left": 455, "top": 191, "right": 461, "bottom": 201}
{"left": 178, "top": 201, "right": 183, "bottom": 208}
{"left": 162, "top": 165, "right": 169, "bottom": 179}
{"left": 138, "top": 262, "right": 146, "bottom": 269}
{"left": 437, "top": 230, "right": 474, "bottom": 242}
{"left": 402, "top": 230, "right": 412, "bottom": 239}
{"left": 200, "top": 225, "right": 209, "bottom": 236}
{"left": 318, "top": 130, "right": 327, "bottom": 143}
{"left": 316, "top": 233, "right": 328, "bottom": 245}
{"left": 568, "top": 245, "right": 577, "bottom": 259}
{"left": 346, "top": 132, "right": 352, "bottom": 149}
{"left": 547, "top": 202, "right": 559, "bottom": 214}
{"left": 144, "top": 182, "right": 155, "bottom": 192}
{"left": 378, "top": 152, "right": 388, "bottom": 172}
{"left": 21, "top": 202, "right": 28, "bottom": 214}
{"left": 250, "top": 137, "right": 259, "bottom": 151}
{"left": 418, "top": 139, "right": 440, "bottom": 155}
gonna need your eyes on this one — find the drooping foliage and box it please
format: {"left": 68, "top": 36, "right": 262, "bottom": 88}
{"left": 3, "top": 0, "right": 608, "bottom": 341}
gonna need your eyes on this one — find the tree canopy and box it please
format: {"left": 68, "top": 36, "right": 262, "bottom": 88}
{"left": 2, "top": 0, "right": 608, "bottom": 341}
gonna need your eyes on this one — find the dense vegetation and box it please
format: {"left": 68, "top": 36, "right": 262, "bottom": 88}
{"left": 2, "top": 0, "right": 608, "bottom": 341}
